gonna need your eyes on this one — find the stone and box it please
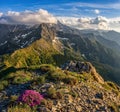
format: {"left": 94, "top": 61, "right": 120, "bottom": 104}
{"left": 38, "top": 107, "right": 50, "bottom": 112}
{"left": 75, "top": 106, "right": 82, "bottom": 111}
{"left": 65, "top": 95, "right": 73, "bottom": 103}
{"left": 52, "top": 107, "right": 57, "bottom": 112}
{"left": 41, "top": 83, "right": 54, "bottom": 89}
{"left": 95, "top": 93, "right": 104, "bottom": 99}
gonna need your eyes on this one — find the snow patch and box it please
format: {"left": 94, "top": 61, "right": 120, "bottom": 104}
{"left": 70, "top": 43, "right": 75, "bottom": 46}
{"left": 55, "top": 37, "right": 69, "bottom": 40}
{"left": 21, "top": 32, "right": 32, "bottom": 39}
{"left": 0, "top": 41, "right": 7, "bottom": 46}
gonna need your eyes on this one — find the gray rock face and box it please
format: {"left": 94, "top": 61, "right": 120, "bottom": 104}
{"left": 62, "top": 60, "right": 104, "bottom": 84}
{"left": 0, "top": 23, "right": 56, "bottom": 55}
{"left": 62, "top": 60, "right": 91, "bottom": 73}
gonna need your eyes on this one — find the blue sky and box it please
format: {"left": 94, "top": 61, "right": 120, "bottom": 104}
{"left": 0, "top": 0, "right": 120, "bottom": 32}
{"left": 0, "top": 0, "right": 120, "bottom": 17}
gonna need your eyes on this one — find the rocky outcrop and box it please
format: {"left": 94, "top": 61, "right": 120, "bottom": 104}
{"left": 88, "top": 62, "right": 104, "bottom": 84}
{"left": 33, "top": 82, "right": 120, "bottom": 112}
{"left": 40, "top": 23, "right": 56, "bottom": 42}
{"left": 0, "top": 63, "right": 119, "bottom": 112}
{"left": 62, "top": 61, "right": 104, "bottom": 84}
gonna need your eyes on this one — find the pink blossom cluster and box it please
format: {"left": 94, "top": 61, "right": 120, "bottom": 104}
{"left": 18, "top": 90, "right": 43, "bottom": 107}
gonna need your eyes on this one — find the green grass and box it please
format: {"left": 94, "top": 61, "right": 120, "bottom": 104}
{"left": 0, "top": 70, "right": 33, "bottom": 86}
{"left": 4, "top": 39, "right": 61, "bottom": 68}
{"left": 29, "top": 64, "right": 85, "bottom": 85}
{"left": 8, "top": 104, "right": 36, "bottom": 112}
{"left": 45, "top": 68, "right": 80, "bottom": 85}
{"left": 3, "top": 37, "right": 83, "bottom": 69}
{"left": 8, "top": 71, "right": 32, "bottom": 84}
{"left": 36, "top": 76, "right": 46, "bottom": 84}
{"left": 0, "top": 80, "right": 9, "bottom": 91}
{"left": 47, "top": 87, "right": 64, "bottom": 99}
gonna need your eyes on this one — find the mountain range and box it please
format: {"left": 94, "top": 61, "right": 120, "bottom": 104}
{"left": 0, "top": 22, "right": 120, "bottom": 111}
{"left": 0, "top": 22, "right": 120, "bottom": 85}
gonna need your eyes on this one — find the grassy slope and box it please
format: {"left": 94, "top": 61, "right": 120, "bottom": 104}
{"left": 2, "top": 36, "right": 82, "bottom": 69}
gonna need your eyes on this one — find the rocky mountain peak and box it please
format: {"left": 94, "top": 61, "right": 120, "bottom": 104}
{"left": 39, "top": 23, "right": 56, "bottom": 41}
{"left": 0, "top": 23, "right": 57, "bottom": 55}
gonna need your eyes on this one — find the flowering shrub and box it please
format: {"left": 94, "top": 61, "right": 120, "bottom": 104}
{"left": 18, "top": 90, "right": 43, "bottom": 107}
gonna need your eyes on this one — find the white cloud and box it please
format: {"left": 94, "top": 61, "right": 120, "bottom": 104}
{"left": 0, "top": 9, "right": 120, "bottom": 32}
{"left": 91, "top": 16, "right": 108, "bottom": 24}
{"left": 7, "top": 11, "right": 20, "bottom": 16}
{"left": 78, "top": 17, "right": 91, "bottom": 23}
{"left": 0, "top": 12, "right": 3, "bottom": 17}
{"left": 94, "top": 9, "right": 100, "bottom": 14}
{"left": 0, "top": 9, "right": 57, "bottom": 25}
{"left": 0, "top": 19, "right": 8, "bottom": 24}
{"left": 65, "top": 2, "right": 120, "bottom": 9}
{"left": 57, "top": 16, "right": 120, "bottom": 32}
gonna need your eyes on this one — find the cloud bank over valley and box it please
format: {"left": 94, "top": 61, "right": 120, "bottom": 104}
{"left": 0, "top": 9, "right": 120, "bottom": 32}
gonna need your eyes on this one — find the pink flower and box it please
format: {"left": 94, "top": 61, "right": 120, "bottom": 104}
{"left": 18, "top": 90, "right": 43, "bottom": 107}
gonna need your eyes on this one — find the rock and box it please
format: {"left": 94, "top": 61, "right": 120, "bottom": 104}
{"left": 88, "top": 62, "right": 104, "bottom": 84}
{"left": 95, "top": 93, "right": 104, "bottom": 99}
{"left": 38, "top": 107, "right": 50, "bottom": 112}
{"left": 62, "top": 61, "right": 91, "bottom": 73}
{"left": 63, "top": 89, "right": 70, "bottom": 93}
{"left": 65, "top": 95, "right": 73, "bottom": 103}
{"left": 62, "top": 61, "right": 104, "bottom": 84}
{"left": 0, "top": 93, "right": 4, "bottom": 99}
{"left": 41, "top": 83, "right": 54, "bottom": 89}
{"left": 75, "top": 106, "right": 82, "bottom": 111}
